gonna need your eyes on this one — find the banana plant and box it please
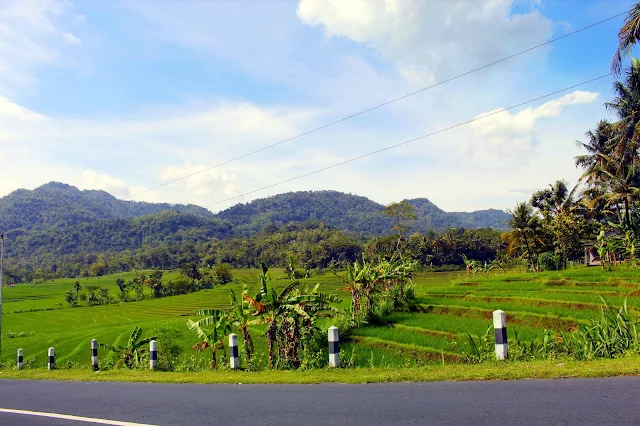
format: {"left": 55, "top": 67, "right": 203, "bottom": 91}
{"left": 244, "top": 263, "right": 340, "bottom": 368}
{"left": 229, "top": 286, "right": 259, "bottom": 365}
{"left": 187, "top": 310, "right": 233, "bottom": 369}
{"left": 100, "top": 326, "right": 157, "bottom": 369}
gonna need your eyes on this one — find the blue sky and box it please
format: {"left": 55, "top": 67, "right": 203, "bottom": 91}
{"left": 0, "top": 0, "right": 637, "bottom": 212}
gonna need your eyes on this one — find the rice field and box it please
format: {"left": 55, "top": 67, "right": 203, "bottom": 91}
{"left": 2, "top": 265, "right": 640, "bottom": 369}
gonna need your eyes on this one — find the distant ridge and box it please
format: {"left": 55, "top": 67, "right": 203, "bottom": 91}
{"left": 0, "top": 183, "right": 510, "bottom": 259}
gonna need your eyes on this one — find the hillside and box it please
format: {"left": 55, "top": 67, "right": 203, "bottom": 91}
{"left": 0, "top": 182, "right": 212, "bottom": 232}
{"left": 217, "top": 191, "right": 511, "bottom": 236}
{"left": 0, "top": 184, "right": 510, "bottom": 261}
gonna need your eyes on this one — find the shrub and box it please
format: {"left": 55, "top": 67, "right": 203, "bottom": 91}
{"left": 213, "top": 263, "right": 233, "bottom": 284}
{"left": 539, "top": 251, "right": 560, "bottom": 271}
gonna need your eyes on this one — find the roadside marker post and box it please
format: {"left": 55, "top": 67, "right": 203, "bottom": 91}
{"left": 328, "top": 326, "right": 339, "bottom": 368}
{"left": 17, "top": 348, "right": 22, "bottom": 370}
{"left": 149, "top": 340, "right": 157, "bottom": 370}
{"left": 91, "top": 339, "right": 98, "bottom": 371}
{"left": 229, "top": 334, "right": 239, "bottom": 369}
{"left": 493, "top": 310, "right": 508, "bottom": 360}
{"left": 48, "top": 347, "right": 55, "bottom": 370}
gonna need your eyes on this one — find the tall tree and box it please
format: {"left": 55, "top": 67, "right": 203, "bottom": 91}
{"left": 612, "top": 2, "right": 640, "bottom": 76}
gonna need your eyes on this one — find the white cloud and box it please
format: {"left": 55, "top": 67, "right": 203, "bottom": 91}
{"left": 0, "top": 0, "right": 81, "bottom": 94}
{"left": 297, "top": 0, "right": 553, "bottom": 84}
{"left": 63, "top": 32, "right": 81, "bottom": 45}
{"left": 81, "top": 169, "right": 130, "bottom": 198}
{"left": 160, "top": 164, "right": 239, "bottom": 200}
{"left": 462, "top": 90, "right": 599, "bottom": 164}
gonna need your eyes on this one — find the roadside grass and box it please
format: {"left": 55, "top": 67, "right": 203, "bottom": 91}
{"left": 2, "top": 356, "right": 639, "bottom": 384}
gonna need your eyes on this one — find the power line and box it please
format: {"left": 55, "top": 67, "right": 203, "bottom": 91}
{"left": 202, "top": 73, "right": 611, "bottom": 208}
{"left": 125, "top": 9, "right": 629, "bottom": 200}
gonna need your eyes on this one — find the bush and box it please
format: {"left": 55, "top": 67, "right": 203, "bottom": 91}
{"left": 213, "top": 263, "right": 233, "bottom": 284}
{"left": 539, "top": 252, "right": 560, "bottom": 271}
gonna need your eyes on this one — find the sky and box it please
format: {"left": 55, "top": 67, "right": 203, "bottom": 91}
{"left": 0, "top": 0, "right": 637, "bottom": 213}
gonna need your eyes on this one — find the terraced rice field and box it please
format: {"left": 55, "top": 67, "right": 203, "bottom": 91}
{"left": 2, "top": 266, "right": 640, "bottom": 369}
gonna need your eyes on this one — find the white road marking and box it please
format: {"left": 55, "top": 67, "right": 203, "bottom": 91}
{"left": 0, "top": 408, "right": 156, "bottom": 425}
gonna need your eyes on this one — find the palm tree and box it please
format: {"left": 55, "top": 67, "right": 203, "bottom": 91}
{"left": 605, "top": 58, "right": 640, "bottom": 168}
{"left": 612, "top": 3, "right": 640, "bottom": 76}
{"left": 501, "top": 202, "right": 544, "bottom": 271}
{"left": 100, "top": 326, "right": 157, "bottom": 369}
{"left": 73, "top": 280, "right": 82, "bottom": 302}
{"left": 575, "top": 120, "right": 614, "bottom": 184}
{"left": 187, "top": 310, "right": 233, "bottom": 369}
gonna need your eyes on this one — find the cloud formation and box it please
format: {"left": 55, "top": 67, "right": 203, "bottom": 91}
{"left": 297, "top": 0, "right": 553, "bottom": 83}
{"left": 0, "top": 0, "right": 81, "bottom": 94}
{"left": 462, "top": 90, "right": 599, "bottom": 163}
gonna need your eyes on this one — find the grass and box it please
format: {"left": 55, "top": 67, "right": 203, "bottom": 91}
{"left": 4, "top": 265, "right": 640, "bottom": 378}
{"left": 1, "top": 356, "right": 639, "bottom": 384}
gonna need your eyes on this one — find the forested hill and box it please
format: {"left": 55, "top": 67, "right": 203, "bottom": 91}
{"left": 0, "top": 182, "right": 212, "bottom": 232}
{"left": 217, "top": 191, "right": 511, "bottom": 236}
{"left": 0, "top": 184, "right": 510, "bottom": 260}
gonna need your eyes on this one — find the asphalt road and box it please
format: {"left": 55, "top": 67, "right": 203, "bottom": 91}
{"left": 1, "top": 376, "right": 640, "bottom": 425}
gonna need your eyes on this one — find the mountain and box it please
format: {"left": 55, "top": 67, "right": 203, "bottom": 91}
{"left": 0, "top": 184, "right": 510, "bottom": 260}
{"left": 217, "top": 191, "right": 511, "bottom": 236}
{"left": 0, "top": 182, "right": 212, "bottom": 232}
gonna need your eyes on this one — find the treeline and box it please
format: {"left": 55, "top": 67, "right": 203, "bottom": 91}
{"left": 503, "top": 57, "right": 640, "bottom": 271}
{"left": 5, "top": 221, "right": 502, "bottom": 283}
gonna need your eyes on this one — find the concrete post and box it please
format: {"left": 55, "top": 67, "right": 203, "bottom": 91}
{"left": 229, "top": 334, "right": 239, "bottom": 369}
{"left": 17, "top": 348, "right": 22, "bottom": 370}
{"left": 91, "top": 339, "right": 98, "bottom": 371}
{"left": 149, "top": 340, "right": 157, "bottom": 370}
{"left": 48, "top": 347, "right": 55, "bottom": 370}
{"left": 493, "top": 310, "right": 508, "bottom": 360}
{"left": 328, "top": 326, "right": 339, "bottom": 368}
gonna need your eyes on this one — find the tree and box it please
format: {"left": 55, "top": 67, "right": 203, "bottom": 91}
{"left": 213, "top": 263, "right": 233, "bottom": 284}
{"left": 501, "top": 202, "right": 544, "bottom": 271}
{"left": 116, "top": 278, "right": 128, "bottom": 301}
{"left": 384, "top": 200, "right": 417, "bottom": 243}
{"left": 100, "top": 327, "right": 157, "bottom": 369}
{"left": 64, "top": 290, "right": 77, "bottom": 307}
{"left": 612, "top": 3, "right": 640, "bottom": 75}
{"left": 146, "top": 270, "right": 164, "bottom": 298}
{"left": 73, "top": 280, "right": 82, "bottom": 302}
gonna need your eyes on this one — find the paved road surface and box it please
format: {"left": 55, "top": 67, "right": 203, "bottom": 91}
{"left": 1, "top": 376, "right": 639, "bottom": 425}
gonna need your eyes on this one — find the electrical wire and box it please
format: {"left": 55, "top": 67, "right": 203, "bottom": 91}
{"left": 124, "top": 9, "right": 629, "bottom": 200}
{"left": 202, "top": 73, "right": 611, "bottom": 208}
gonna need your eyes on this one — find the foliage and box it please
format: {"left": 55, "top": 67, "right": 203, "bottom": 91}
{"left": 99, "top": 327, "right": 158, "bottom": 369}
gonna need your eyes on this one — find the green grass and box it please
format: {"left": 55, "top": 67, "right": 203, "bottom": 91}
{"left": 2, "top": 356, "right": 640, "bottom": 384}
{"left": 4, "top": 265, "right": 640, "bottom": 375}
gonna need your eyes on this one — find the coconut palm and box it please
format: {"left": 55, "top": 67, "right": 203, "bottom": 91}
{"left": 575, "top": 120, "right": 614, "bottom": 184}
{"left": 612, "top": 3, "right": 640, "bottom": 76}
{"left": 501, "top": 202, "right": 544, "bottom": 271}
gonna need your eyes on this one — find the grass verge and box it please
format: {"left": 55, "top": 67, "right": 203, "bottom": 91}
{"left": 1, "top": 357, "right": 640, "bottom": 384}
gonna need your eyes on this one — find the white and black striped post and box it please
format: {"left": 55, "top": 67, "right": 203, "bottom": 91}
{"left": 47, "top": 347, "right": 55, "bottom": 370}
{"left": 90, "top": 339, "right": 98, "bottom": 371}
{"left": 493, "top": 310, "right": 508, "bottom": 360}
{"left": 229, "top": 333, "right": 239, "bottom": 369}
{"left": 328, "top": 326, "right": 339, "bottom": 368}
{"left": 17, "top": 348, "right": 23, "bottom": 370}
{"left": 149, "top": 340, "right": 157, "bottom": 370}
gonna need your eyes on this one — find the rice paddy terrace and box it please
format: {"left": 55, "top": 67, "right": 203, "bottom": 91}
{"left": 2, "top": 267, "right": 639, "bottom": 369}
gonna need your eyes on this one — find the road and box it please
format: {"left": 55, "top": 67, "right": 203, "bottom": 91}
{"left": 0, "top": 376, "right": 639, "bottom": 425}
